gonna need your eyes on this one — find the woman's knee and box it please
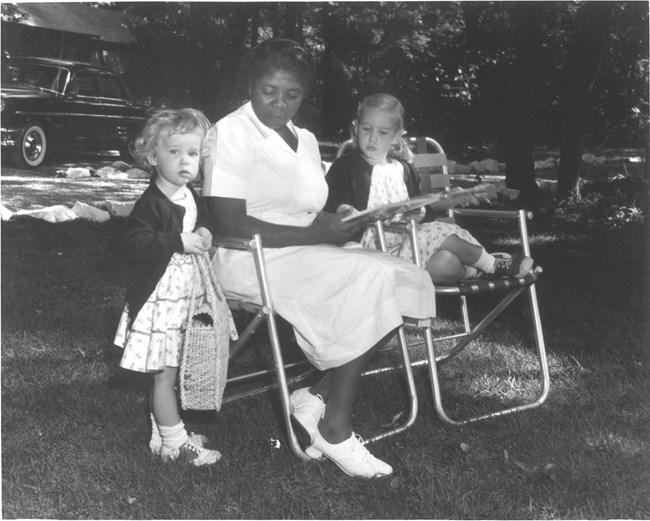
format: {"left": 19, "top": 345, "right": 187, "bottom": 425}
{"left": 426, "top": 250, "right": 463, "bottom": 284}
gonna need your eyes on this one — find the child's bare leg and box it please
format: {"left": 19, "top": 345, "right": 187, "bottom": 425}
{"left": 148, "top": 367, "right": 180, "bottom": 455}
{"left": 150, "top": 366, "right": 221, "bottom": 465}
{"left": 438, "top": 234, "right": 484, "bottom": 265}
{"left": 437, "top": 233, "right": 497, "bottom": 277}
{"left": 425, "top": 250, "right": 467, "bottom": 284}
{"left": 437, "top": 233, "right": 533, "bottom": 278}
{"left": 151, "top": 366, "right": 181, "bottom": 426}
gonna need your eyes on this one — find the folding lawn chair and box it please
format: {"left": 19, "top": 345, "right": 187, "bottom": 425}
{"left": 336, "top": 137, "right": 550, "bottom": 425}
{"left": 214, "top": 234, "right": 427, "bottom": 460}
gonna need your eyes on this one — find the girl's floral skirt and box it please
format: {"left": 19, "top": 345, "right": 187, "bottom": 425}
{"left": 362, "top": 220, "right": 482, "bottom": 266}
{"left": 114, "top": 254, "right": 193, "bottom": 373}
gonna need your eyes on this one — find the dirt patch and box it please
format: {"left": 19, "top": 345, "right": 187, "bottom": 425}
{"left": 1, "top": 152, "right": 150, "bottom": 211}
{"left": 1, "top": 175, "right": 148, "bottom": 211}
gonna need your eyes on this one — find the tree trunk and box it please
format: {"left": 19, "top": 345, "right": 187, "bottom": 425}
{"left": 281, "top": 3, "right": 304, "bottom": 40}
{"left": 209, "top": 3, "right": 252, "bottom": 120}
{"left": 504, "top": 3, "right": 544, "bottom": 209}
{"left": 250, "top": 8, "right": 260, "bottom": 48}
{"left": 319, "top": 3, "right": 338, "bottom": 139}
{"left": 556, "top": 2, "right": 614, "bottom": 200}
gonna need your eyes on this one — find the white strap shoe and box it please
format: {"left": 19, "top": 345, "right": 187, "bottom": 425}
{"left": 311, "top": 431, "right": 393, "bottom": 479}
{"left": 160, "top": 437, "right": 221, "bottom": 466}
{"left": 150, "top": 432, "right": 208, "bottom": 456}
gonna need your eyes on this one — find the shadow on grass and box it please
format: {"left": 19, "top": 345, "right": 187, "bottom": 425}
{"left": 3, "top": 338, "right": 648, "bottom": 518}
{"left": 2, "top": 213, "right": 649, "bottom": 518}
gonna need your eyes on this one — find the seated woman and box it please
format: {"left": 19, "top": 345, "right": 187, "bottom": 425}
{"left": 203, "top": 39, "right": 436, "bottom": 479}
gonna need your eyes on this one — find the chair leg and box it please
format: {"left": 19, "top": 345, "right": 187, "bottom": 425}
{"left": 437, "top": 287, "right": 527, "bottom": 364}
{"left": 267, "top": 318, "right": 419, "bottom": 454}
{"left": 224, "top": 233, "right": 421, "bottom": 457}
{"left": 362, "top": 325, "right": 419, "bottom": 444}
{"left": 264, "top": 307, "right": 314, "bottom": 461}
{"left": 425, "top": 284, "right": 550, "bottom": 425}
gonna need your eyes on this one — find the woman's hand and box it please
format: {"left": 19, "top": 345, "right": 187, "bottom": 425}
{"left": 181, "top": 232, "right": 209, "bottom": 254}
{"left": 207, "top": 197, "right": 364, "bottom": 248}
{"left": 310, "top": 211, "right": 365, "bottom": 245}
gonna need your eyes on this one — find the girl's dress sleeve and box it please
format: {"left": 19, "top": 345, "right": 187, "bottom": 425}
{"left": 202, "top": 119, "right": 256, "bottom": 199}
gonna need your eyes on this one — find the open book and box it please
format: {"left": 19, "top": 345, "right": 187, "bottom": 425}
{"left": 340, "top": 184, "right": 502, "bottom": 224}
{"left": 340, "top": 194, "right": 442, "bottom": 223}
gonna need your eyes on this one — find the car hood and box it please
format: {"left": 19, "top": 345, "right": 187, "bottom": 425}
{"left": 0, "top": 85, "right": 55, "bottom": 99}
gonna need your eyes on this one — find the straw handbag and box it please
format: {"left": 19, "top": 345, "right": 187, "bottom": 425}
{"left": 179, "top": 253, "right": 234, "bottom": 411}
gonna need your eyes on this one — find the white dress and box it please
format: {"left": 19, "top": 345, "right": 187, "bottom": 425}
{"left": 203, "top": 103, "right": 436, "bottom": 370}
{"left": 361, "top": 160, "right": 481, "bottom": 267}
{"left": 114, "top": 188, "right": 226, "bottom": 373}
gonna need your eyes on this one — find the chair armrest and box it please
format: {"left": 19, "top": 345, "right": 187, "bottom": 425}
{"left": 453, "top": 208, "right": 533, "bottom": 221}
{"left": 215, "top": 236, "right": 259, "bottom": 251}
{"left": 452, "top": 209, "right": 535, "bottom": 257}
{"left": 214, "top": 234, "right": 273, "bottom": 310}
{"left": 382, "top": 221, "right": 412, "bottom": 233}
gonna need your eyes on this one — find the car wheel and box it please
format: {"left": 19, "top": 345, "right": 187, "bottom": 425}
{"left": 11, "top": 123, "right": 47, "bottom": 168}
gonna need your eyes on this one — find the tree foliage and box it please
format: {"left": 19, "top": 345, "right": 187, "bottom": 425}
{"left": 112, "top": 1, "right": 647, "bottom": 201}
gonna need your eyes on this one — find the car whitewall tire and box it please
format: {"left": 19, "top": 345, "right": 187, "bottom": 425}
{"left": 12, "top": 123, "right": 47, "bottom": 168}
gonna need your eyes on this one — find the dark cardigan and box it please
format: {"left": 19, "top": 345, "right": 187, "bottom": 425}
{"left": 124, "top": 179, "right": 209, "bottom": 322}
{"left": 324, "top": 149, "right": 434, "bottom": 238}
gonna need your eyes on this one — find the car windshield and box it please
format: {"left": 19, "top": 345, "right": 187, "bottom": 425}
{"left": 3, "top": 62, "right": 67, "bottom": 93}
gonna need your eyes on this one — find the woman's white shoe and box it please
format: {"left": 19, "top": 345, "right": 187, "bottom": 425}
{"left": 290, "top": 388, "right": 325, "bottom": 460}
{"left": 311, "top": 431, "right": 393, "bottom": 478}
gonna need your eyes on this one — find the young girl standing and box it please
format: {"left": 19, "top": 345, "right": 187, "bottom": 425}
{"left": 114, "top": 108, "right": 225, "bottom": 466}
{"left": 325, "top": 93, "right": 533, "bottom": 284}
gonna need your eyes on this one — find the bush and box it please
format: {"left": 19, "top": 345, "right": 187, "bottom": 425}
{"left": 554, "top": 174, "right": 648, "bottom": 228}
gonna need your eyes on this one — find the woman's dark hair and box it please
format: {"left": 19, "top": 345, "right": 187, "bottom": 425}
{"left": 245, "top": 39, "right": 313, "bottom": 89}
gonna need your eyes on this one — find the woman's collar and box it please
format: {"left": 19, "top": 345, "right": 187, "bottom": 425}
{"left": 244, "top": 101, "right": 297, "bottom": 140}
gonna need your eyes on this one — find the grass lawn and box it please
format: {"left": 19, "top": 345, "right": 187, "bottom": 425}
{"left": 2, "top": 169, "right": 649, "bottom": 518}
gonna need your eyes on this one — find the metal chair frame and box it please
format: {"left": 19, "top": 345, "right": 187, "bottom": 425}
{"left": 215, "top": 234, "right": 428, "bottom": 460}
{"left": 337, "top": 136, "right": 550, "bottom": 425}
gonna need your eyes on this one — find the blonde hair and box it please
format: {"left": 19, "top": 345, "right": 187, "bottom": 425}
{"left": 353, "top": 93, "right": 413, "bottom": 162}
{"left": 132, "top": 108, "right": 212, "bottom": 171}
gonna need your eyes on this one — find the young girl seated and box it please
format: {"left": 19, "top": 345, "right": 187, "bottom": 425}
{"left": 325, "top": 93, "right": 533, "bottom": 284}
{"left": 114, "top": 108, "right": 234, "bottom": 466}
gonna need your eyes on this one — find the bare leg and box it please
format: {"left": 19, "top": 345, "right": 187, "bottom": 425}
{"left": 438, "top": 234, "right": 484, "bottom": 265}
{"left": 151, "top": 366, "right": 181, "bottom": 427}
{"left": 426, "top": 249, "right": 467, "bottom": 284}
{"left": 309, "top": 372, "right": 332, "bottom": 401}
{"left": 317, "top": 330, "right": 396, "bottom": 444}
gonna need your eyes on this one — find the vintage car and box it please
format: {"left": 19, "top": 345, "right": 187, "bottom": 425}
{"left": 1, "top": 56, "right": 149, "bottom": 168}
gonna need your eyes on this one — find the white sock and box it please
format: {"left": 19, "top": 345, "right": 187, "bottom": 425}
{"left": 471, "top": 250, "right": 496, "bottom": 274}
{"left": 158, "top": 421, "right": 189, "bottom": 451}
{"left": 463, "top": 266, "right": 479, "bottom": 279}
{"left": 150, "top": 413, "right": 162, "bottom": 448}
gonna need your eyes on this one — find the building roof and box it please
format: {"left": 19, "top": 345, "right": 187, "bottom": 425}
{"left": 2, "top": 3, "right": 140, "bottom": 44}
